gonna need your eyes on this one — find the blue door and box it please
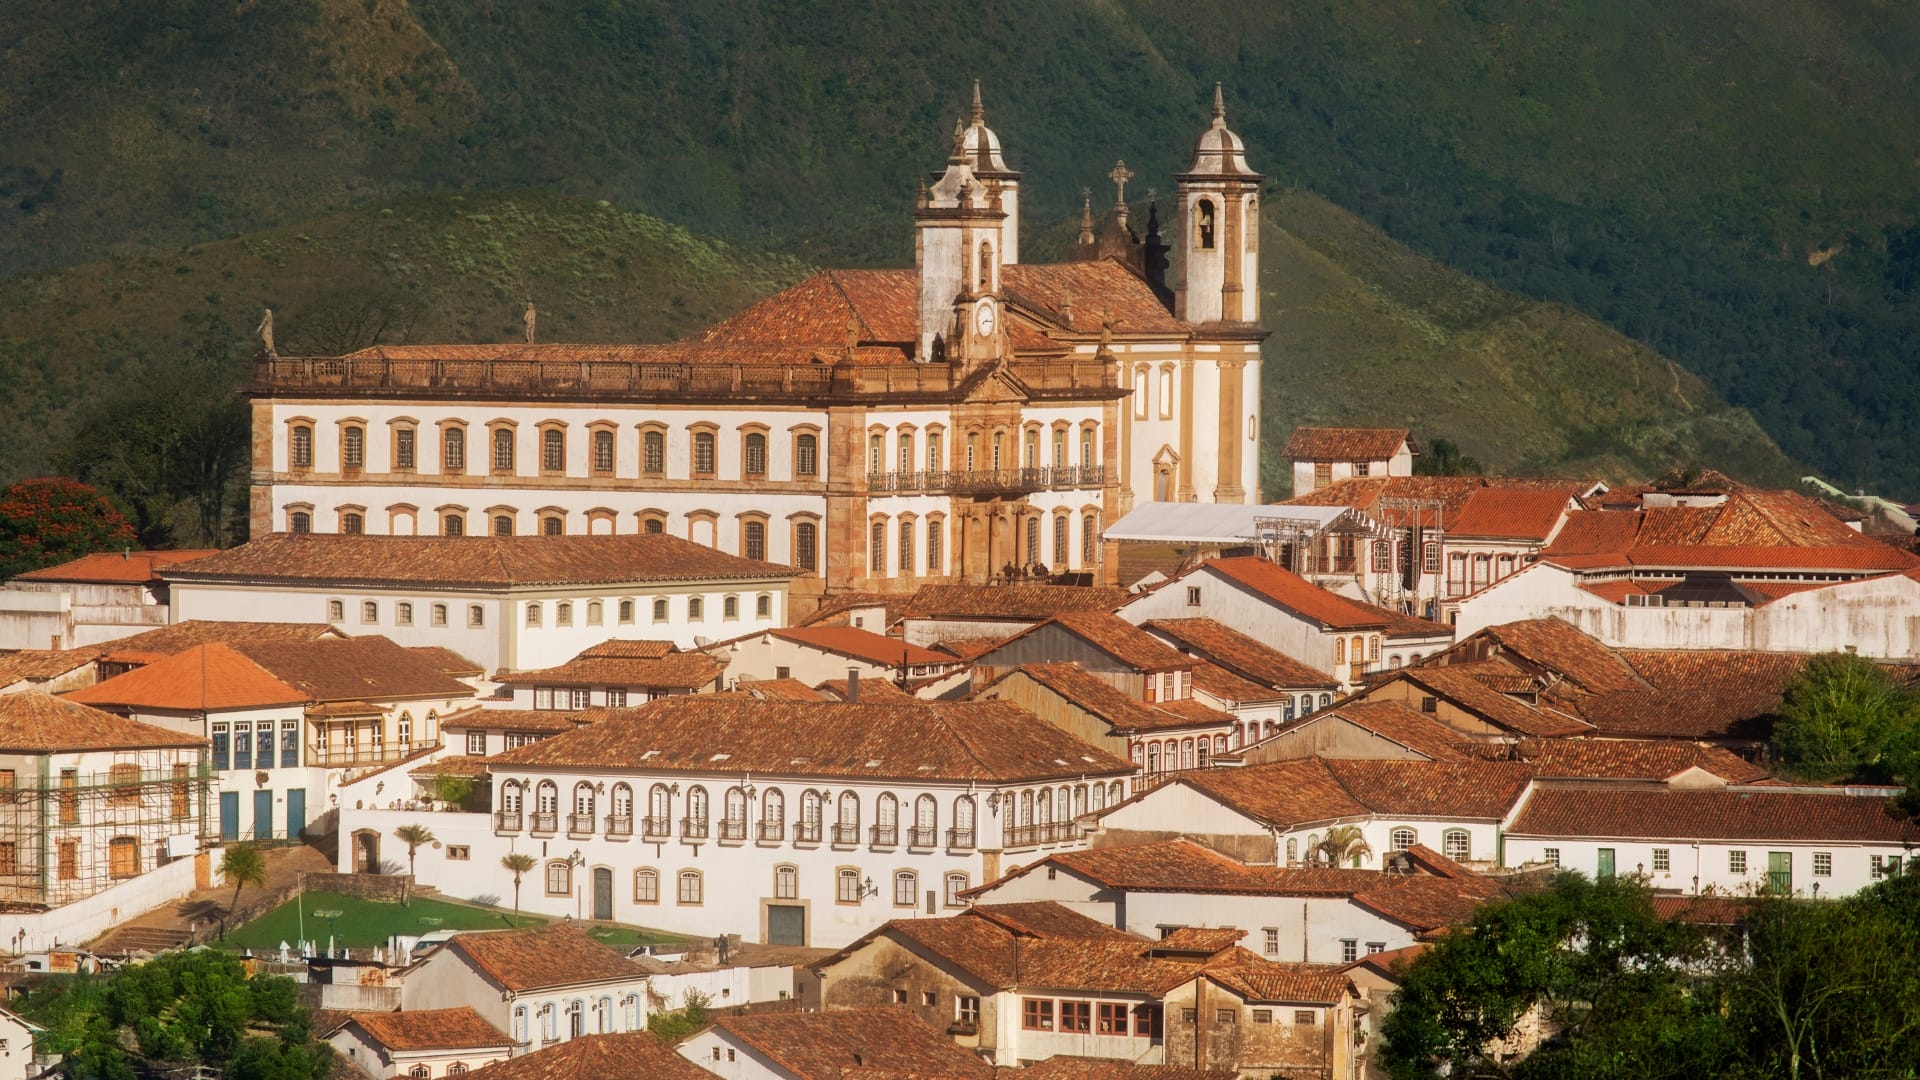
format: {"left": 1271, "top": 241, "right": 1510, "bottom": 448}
{"left": 286, "top": 789, "right": 306, "bottom": 840}
{"left": 219, "top": 792, "right": 240, "bottom": 842}
{"left": 253, "top": 790, "right": 274, "bottom": 841}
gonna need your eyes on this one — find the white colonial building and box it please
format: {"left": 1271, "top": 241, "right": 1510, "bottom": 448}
{"left": 241, "top": 86, "right": 1268, "bottom": 614}
{"left": 161, "top": 533, "right": 795, "bottom": 671}
{"left": 337, "top": 696, "right": 1134, "bottom": 948}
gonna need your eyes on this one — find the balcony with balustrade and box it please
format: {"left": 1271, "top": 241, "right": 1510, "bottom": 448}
{"left": 868, "top": 466, "right": 1107, "bottom": 499}
{"left": 794, "top": 821, "right": 823, "bottom": 845}
{"left": 567, "top": 813, "right": 596, "bottom": 836}
{"left": 869, "top": 825, "right": 898, "bottom": 849}
{"left": 908, "top": 826, "right": 937, "bottom": 849}
{"left": 719, "top": 818, "right": 748, "bottom": 843}
{"left": 530, "top": 811, "right": 559, "bottom": 835}
{"left": 681, "top": 817, "right": 710, "bottom": 841}
{"left": 758, "top": 821, "right": 786, "bottom": 844}
{"left": 642, "top": 815, "right": 671, "bottom": 840}
{"left": 946, "top": 827, "right": 975, "bottom": 851}
{"left": 606, "top": 814, "right": 633, "bottom": 838}
{"left": 831, "top": 823, "right": 860, "bottom": 847}
{"left": 494, "top": 811, "right": 523, "bottom": 834}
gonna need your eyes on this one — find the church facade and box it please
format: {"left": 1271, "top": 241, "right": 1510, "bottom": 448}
{"left": 245, "top": 85, "right": 1266, "bottom": 609}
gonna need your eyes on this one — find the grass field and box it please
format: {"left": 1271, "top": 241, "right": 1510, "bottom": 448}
{"left": 225, "top": 891, "right": 683, "bottom": 952}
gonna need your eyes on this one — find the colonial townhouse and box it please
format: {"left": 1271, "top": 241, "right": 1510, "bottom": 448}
{"left": 326, "top": 1007, "right": 513, "bottom": 1079}
{"left": 161, "top": 533, "right": 795, "bottom": 671}
{"left": 812, "top": 902, "right": 1354, "bottom": 1073}
{"left": 715, "top": 626, "right": 959, "bottom": 688}
{"left": 68, "top": 636, "right": 476, "bottom": 841}
{"left": 402, "top": 924, "right": 655, "bottom": 1053}
{"left": 1281, "top": 427, "right": 1415, "bottom": 496}
{"left": 974, "top": 663, "right": 1238, "bottom": 778}
{"left": 336, "top": 696, "right": 1133, "bottom": 948}
{"left": 1224, "top": 700, "right": 1492, "bottom": 765}
{"left": 898, "top": 583, "right": 1131, "bottom": 648}
{"left": 0, "top": 693, "right": 212, "bottom": 932}
{"left": 677, "top": 1008, "right": 994, "bottom": 1080}
{"left": 962, "top": 838, "right": 1504, "bottom": 965}
{"left": 0, "top": 549, "right": 214, "bottom": 651}
{"left": 1140, "top": 617, "right": 1341, "bottom": 743}
{"left": 492, "top": 640, "right": 727, "bottom": 710}
{"left": 244, "top": 88, "right": 1270, "bottom": 614}
{"left": 1117, "top": 556, "right": 1453, "bottom": 687}
{"left": 1451, "top": 485, "right": 1920, "bottom": 654}
{"left": 968, "top": 609, "right": 1194, "bottom": 695}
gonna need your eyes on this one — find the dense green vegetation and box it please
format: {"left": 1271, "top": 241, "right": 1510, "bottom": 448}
{"left": 1772, "top": 652, "right": 1920, "bottom": 792}
{"left": 19, "top": 951, "right": 330, "bottom": 1080}
{"left": 1384, "top": 872, "right": 1920, "bottom": 1079}
{"left": 5, "top": 0, "right": 1917, "bottom": 488}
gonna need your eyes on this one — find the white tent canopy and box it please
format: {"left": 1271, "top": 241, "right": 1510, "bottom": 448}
{"left": 1102, "top": 502, "right": 1351, "bottom": 545}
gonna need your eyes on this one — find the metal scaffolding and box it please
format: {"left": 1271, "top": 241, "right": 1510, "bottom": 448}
{"left": 0, "top": 758, "right": 214, "bottom": 911}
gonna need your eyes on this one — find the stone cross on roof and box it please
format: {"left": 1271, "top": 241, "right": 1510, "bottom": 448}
{"left": 1107, "top": 160, "right": 1134, "bottom": 206}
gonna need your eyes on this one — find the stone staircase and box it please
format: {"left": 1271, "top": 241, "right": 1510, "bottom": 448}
{"left": 91, "top": 925, "right": 193, "bottom": 956}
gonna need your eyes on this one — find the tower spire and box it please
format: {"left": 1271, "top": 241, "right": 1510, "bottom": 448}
{"left": 1078, "top": 188, "right": 1095, "bottom": 246}
{"left": 971, "top": 79, "right": 985, "bottom": 126}
{"left": 1212, "top": 82, "right": 1226, "bottom": 123}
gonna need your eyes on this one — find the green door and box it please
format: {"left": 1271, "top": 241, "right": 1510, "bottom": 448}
{"left": 1596, "top": 848, "right": 1616, "bottom": 878}
{"left": 253, "top": 790, "right": 274, "bottom": 841}
{"left": 219, "top": 792, "right": 240, "bottom": 841}
{"left": 1768, "top": 851, "right": 1792, "bottom": 894}
{"left": 767, "top": 904, "right": 806, "bottom": 946}
{"left": 286, "top": 789, "right": 306, "bottom": 840}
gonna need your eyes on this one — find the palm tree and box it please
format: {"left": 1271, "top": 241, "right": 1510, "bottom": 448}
{"left": 221, "top": 843, "right": 268, "bottom": 915}
{"left": 501, "top": 853, "right": 537, "bottom": 925}
{"left": 393, "top": 823, "right": 436, "bottom": 878}
{"left": 1315, "top": 825, "right": 1374, "bottom": 868}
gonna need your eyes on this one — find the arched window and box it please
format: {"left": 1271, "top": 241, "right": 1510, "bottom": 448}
{"left": 1391, "top": 828, "right": 1417, "bottom": 852}
{"left": 447, "top": 1065, "right": 466, "bottom": 1076}
{"left": 542, "top": 428, "right": 564, "bottom": 472}
{"left": 944, "top": 872, "right": 968, "bottom": 907}
{"left": 800, "top": 789, "right": 823, "bottom": 842}
{"left": 1306, "top": 833, "right": 1321, "bottom": 864}
{"left": 978, "top": 240, "right": 993, "bottom": 290}
{"left": 724, "top": 786, "right": 748, "bottom": 834}
{"left": 342, "top": 425, "right": 365, "bottom": 469}
{"left": 1019, "top": 789, "right": 1033, "bottom": 826}
{"left": 290, "top": 510, "right": 311, "bottom": 534}
{"left": 744, "top": 432, "right": 768, "bottom": 476}
{"left": 837, "top": 791, "right": 860, "bottom": 841}
{"left": 534, "top": 781, "right": 558, "bottom": 817}
{"left": 611, "top": 783, "right": 633, "bottom": 833}
{"left": 342, "top": 512, "right": 364, "bottom": 535}
{"left": 545, "top": 860, "right": 571, "bottom": 895}
{"left": 525, "top": 602, "right": 542, "bottom": 627}
{"left": 1053, "top": 515, "right": 1069, "bottom": 567}
{"left": 898, "top": 520, "right": 914, "bottom": 578}
{"left": 745, "top": 520, "right": 767, "bottom": 562}
{"left": 1090, "top": 784, "right": 1106, "bottom": 811}
{"left": 898, "top": 432, "right": 914, "bottom": 473}
{"left": 1443, "top": 829, "right": 1471, "bottom": 861}
{"left": 512, "top": 1006, "right": 528, "bottom": 1043}
{"left": 762, "top": 787, "right": 786, "bottom": 840}
{"left": 647, "top": 784, "right": 671, "bottom": 835}
{"left": 1319, "top": 693, "right": 1332, "bottom": 708}
{"left": 586, "top": 600, "right": 602, "bottom": 625}
{"left": 564, "top": 1000, "right": 583, "bottom": 1038}
{"left": 1299, "top": 694, "right": 1313, "bottom": 716}
{"left": 1334, "top": 638, "right": 1346, "bottom": 664}
{"left": 652, "top": 597, "right": 669, "bottom": 621}
{"left": 1035, "top": 791, "right": 1052, "bottom": 826}
{"left": 685, "top": 786, "right": 709, "bottom": 836}
{"left": 1025, "top": 517, "right": 1040, "bottom": 566}
{"left": 869, "top": 434, "right": 885, "bottom": 476}
{"left": 1023, "top": 429, "right": 1038, "bottom": 469}
{"left": 555, "top": 601, "right": 572, "bottom": 625}
{"left": 642, "top": 430, "right": 665, "bottom": 474}
{"left": 870, "top": 519, "right": 887, "bottom": 574}
{"left": 795, "top": 521, "right": 818, "bottom": 573}
{"left": 1052, "top": 429, "right": 1067, "bottom": 468}
{"left": 1287, "top": 837, "right": 1300, "bottom": 865}
{"left": 596, "top": 995, "right": 612, "bottom": 1034}
{"left": 914, "top": 794, "right": 937, "bottom": 846}
{"left": 539, "top": 1004, "right": 556, "bottom": 1042}
{"left": 633, "top": 869, "right": 659, "bottom": 903}
{"left": 492, "top": 428, "right": 515, "bottom": 471}
{"left": 795, "top": 432, "right": 818, "bottom": 476}
{"left": 875, "top": 792, "right": 898, "bottom": 845}
{"left": 592, "top": 429, "right": 614, "bottom": 473}
{"left": 1146, "top": 744, "right": 1161, "bottom": 773}
{"left": 501, "top": 781, "right": 524, "bottom": 814}
{"left": 618, "top": 598, "right": 634, "bottom": 623}
{"left": 621, "top": 994, "right": 640, "bottom": 1030}
{"left": 443, "top": 427, "right": 466, "bottom": 471}
{"left": 677, "top": 870, "right": 703, "bottom": 904}
{"left": 290, "top": 425, "right": 314, "bottom": 468}
{"left": 692, "top": 431, "right": 716, "bottom": 475}
{"left": 1109, "top": 780, "right": 1124, "bottom": 805}
{"left": 894, "top": 870, "right": 918, "bottom": 907}
{"left": 774, "top": 864, "right": 798, "bottom": 899}
{"left": 952, "top": 795, "right": 976, "bottom": 847}
{"left": 1195, "top": 199, "right": 1216, "bottom": 249}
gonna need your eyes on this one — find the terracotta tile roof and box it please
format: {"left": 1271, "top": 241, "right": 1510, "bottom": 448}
{"left": 1001, "top": 261, "right": 1189, "bottom": 336}
{"left": 1621, "top": 649, "right": 1807, "bottom": 693}
{"left": 1255, "top": 701, "right": 1470, "bottom": 762}
{"left": 1188, "top": 661, "right": 1286, "bottom": 705}
{"left": 712, "top": 1008, "right": 993, "bottom": 1080}
{"left": 1198, "top": 557, "right": 1391, "bottom": 631}
{"left": 343, "top": 341, "right": 915, "bottom": 366}
{"left": 1204, "top": 956, "right": 1353, "bottom": 1005}
{"left": 575, "top": 639, "right": 677, "bottom": 660}
{"left": 1469, "top": 738, "right": 1770, "bottom": 783}
{"left": 929, "top": 636, "right": 1009, "bottom": 661}
{"left": 1470, "top": 618, "right": 1646, "bottom": 693}
{"left": 815, "top": 675, "right": 917, "bottom": 702}
{"left": 108, "top": 620, "right": 343, "bottom": 657}
{"left": 304, "top": 700, "right": 385, "bottom": 718}
{"left": 163, "top": 533, "right": 793, "bottom": 589}
{"left": 1320, "top": 758, "right": 1538, "bottom": 819}
{"left": 445, "top": 924, "right": 646, "bottom": 993}
{"left": 67, "top": 644, "right": 309, "bottom": 710}
{"left": 1281, "top": 427, "right": 1410, "bottom": 461}
{"left": 1039, "top": 840, "right": 1382, "bottom": 895}
{"left": 1144, "top": 618, "right": 1338, "bottom": 689}
{"left": 1382, "top": 668, "right": 1591, "bottom": 738}
{"left": 762, "top": 626, "right": 953, "bottom": 668}
{"left": 1176, "top": 760, "right": 1370, "bottom": 826}
{"left": 442, "top": 707, "right": 598, "bottom": 734}
{"left": 1507, "top": 785, "right": 1920, "bottom": 844}
{"left": 968, "top": 902, "right": 1139, "bottom": 941}
{"left": 488, "top": 696, "right": 1132, "bottom": 783}
{"left": 1647, "top": 896, "right": 1757, "bottom": 925}
{"left": 995, "top": 663, "right": 1231, "bottom": 734}
{"left": 0, "top": 692, "right": 207, "bottom": 752}
{"left": 1560, "top": 649, "right": 1806, "bottom": 740}
{"left": 13, "top": 549, "right": 219, "bottom": 584}
{"left": 1346, "top": 942, "right": 1428, "bottom": 979}
{"left": 902, "top": 584, "right": 1129, "bottom": 621}
{"left": 1541, "top": 491, "right": 1919, "bottom": 573}
{"left": 1155, "top": 926, "right": 1247, "bottom": 953}
{"left": 737, "top": 677, "right": 828, "bottom": 701}
{"left": 0, "top": 648, "right": 102, "bottom": 686}
{"left": 407, "top": 645, "right": 486, "bottom": 677}
{"left": 1347, "top": 874, "right": 1504, "bottom": 936}
{"left": 1445, "top": 488, "right": 1578, "bottom": 542}
{"left": 410, "top": 754, "right": 491, "bottom": 781}
{"left": 1012, "top": 1057, "right": 1237, "bottom": 1080}
{"left": 1044, "top": 611, "right": 1192, "bottom": 671}
{"left": 463, "top": 1032, "right": 710, "bottom": 1080}
{"left": 495, "top": 653, "right": 724, "bottom": 691}
{"left": 1353, "top": 599, "right": 1454, "bottom": 641}
{"left": 793, "top": 591, "right": 910, "bottom": 630}
{"left": 228, "top": 636, "right": 475, "bottom": 702}
{"left": 344, "top": 1007, "right": 511, "bottom": 1052}
{"left": 699, "top": 270, "right": 921, "bottom": 349}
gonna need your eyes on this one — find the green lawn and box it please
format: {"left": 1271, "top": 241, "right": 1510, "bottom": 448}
{"left": 225, "top": 891, "right": 684, "bottom": 952}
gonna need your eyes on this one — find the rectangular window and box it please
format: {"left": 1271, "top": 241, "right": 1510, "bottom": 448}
{"left": 926, "top": 521, "right": 943, "bottom": 575}
{"left": 688, "top": 597, "right": 703, "bottom": 620}
{"left": 211, "top": 724, "right": 231, "bottom": 771}
{"left": 396, "top": 601, "right": 413, "bottom": 625}
{"left": 280, "top": 721, "right": 299, "bottom": 768}
{"left": 593, "top": 430, "right": 614, "bottom": 473}
{"left": 1729, "top": 850, "right": 1747, "bottom": 875}
{"left": 443, "top": 428, "right": 465, "bottom": 471}
{"left": 57, "top": 840, "right": 78, "bottom": 881}
{"left": 467, "top": 731, "right": 487, "bottom": 755}
{"left": 108, "top": 763, "right": 141, "bottom": 806}
{"left": 606, "top": 688, "right": 626, "bottom": 708}
{"left": 469, "top": 604, "right": 485, "bottom": 628}
{"left": 1813, "top": 851, "right": 1832, "bottom": 877}
{"left": 870, "top": 521, "right": 886, "bottom": 574}
{"left": 171, "top": 763, "right": 190, "bottom": 819}
{"left": 692, "top": 432, "right": 715, "bottom": 475}
{"left": 233, "top": 726, "right": 252, "bottom": 770}
{"left": 447, "top": 845, "right": 470, "bottom": 860}
{"left": 1252, "top": 1008, "right": 1273, "bottom": 1024}
{"left": 342, "top": 426, "right": 364, "bottom": 468}
{"left": 1021, "top": 998, "right": 1054, "bottom": 1031}
{"left": 1340, "top": 939, "right": 1358, "bottom": 963}
{"left": 0, "top": 842, "right": 15, "bottom": 876}
{"left": 1216, "top": 1008, "right": 1235, "bottom": 1025}
{"left": 1652, "top": 848, "right": 1671, "bottom": 873}
{"left": 1186, "top": 586, "right": 1202, "bottom": 606}
{"left": 1059, "top": 1001, "right": 1091, "bottom": 1033}
{"left": 1294, "top": 1010, "right": 1316, "bottom": 1025}
{"left": 432, "top": 603, "right": 448, "bottom": 627}
{"left": 394, "top": 427, "right": 416, "bottom": 470}
{"left": 1263, "top": 928, "right": 1280, "bottom": 955}
{"left": 890, "top": 989, "right": 907, "bottom": 1005}
{"left": 291, "top": 425, "right": 313, "bottom": 468}
{"left": 1097, "top": 1003, "right": 1128, "bottom": 1034}
{"left": 1543, "top": 847, "right": 1560, "bottom": 868}
{"left": 957, "top": 996, "right": 980, "bottom": 1024}
{"left": 899, "top": 520, "right": 915, "bottom": 576}
{"left": 643, "top": 431, "right": 665, "bottom": 474}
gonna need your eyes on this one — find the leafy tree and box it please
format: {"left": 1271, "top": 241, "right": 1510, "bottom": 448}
{"left": 0, "top": 478, "right": 138, "bottom": 578}
{"left": 646, "top": 989, "right": 710, "bottom": 1041}
{"left": 1773, "top": 652, "right": 1917, "bottom": 783}
{"left": 501, "top": 852, "right": 537, "bottom": 924}
{"left": 1414, "top": 438, "right": 1484, "bottom": 477}
{"left": 430, "top": 772, "right": 476, "bottom": 810}
{"left": 220, "top": 843, "right": 269, "bottom": 915}
{"left": 393, "top": 823, "right": 435, "bottom": 889}
{"left": 226, "top": 1031, "right": 331, "bottom": 1080}
{"left": 1314, "top": 824, "right": 1373, "bottom": 867}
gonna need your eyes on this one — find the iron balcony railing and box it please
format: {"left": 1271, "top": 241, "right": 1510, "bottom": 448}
{"left": 642, "top": 815, "right": 670, "bottom": 839}
{"left": 494, "top": 811, "right": 523, "bottom": 832}
{"left": 719, "top": 818, "right": 748, "bottom": 841}
{"left": 832, "top": 823, "right": 860, "bottom": 845}
{"left": 869, "top": 825, "right": 899, "bottom": 847}
{"left": 530, "top": 811, "right": 559, "bottom": 833}
{"left": 868, "top": 466, "right": 1106, "bottom": 496}
{"left": 946, "top": 827, "right": 975, "bottom": 850}
{"left": 794, "top": 822, "right": 823, "bottom": 844}
{"left": 606, "top": 814, "right": 633, "bottom": 837}
{"left": 680, "top": 817, "right": 710, "bottom": 840}
{"left": 567, "top": 813, "right": 596, "bottom": 834}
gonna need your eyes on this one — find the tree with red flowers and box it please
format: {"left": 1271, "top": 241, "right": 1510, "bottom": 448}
{"left": 0, "top": 478, "right": 138, "bottom": 579}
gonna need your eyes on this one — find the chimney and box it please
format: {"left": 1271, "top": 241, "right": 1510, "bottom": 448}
{"left": 846, "top": 668, "right": 860, "bottom": 703}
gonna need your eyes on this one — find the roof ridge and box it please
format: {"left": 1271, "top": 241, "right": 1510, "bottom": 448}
{"left": 824, "top": 270, "right": 875, "bottom": 343}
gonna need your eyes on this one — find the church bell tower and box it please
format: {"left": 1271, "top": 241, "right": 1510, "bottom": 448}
{"left": 914, "top": 82, "right": 1017, "bottom": 362}
{"left": 1174, "top": 85, "right": 1262, "bottom": 324}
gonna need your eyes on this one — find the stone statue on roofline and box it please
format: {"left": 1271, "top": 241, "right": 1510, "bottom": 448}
{"left": 256, "top": 307, "right": 275, "bottom": 356}
{"left": 523, "top": 301, "right": 537, "bottom": 344}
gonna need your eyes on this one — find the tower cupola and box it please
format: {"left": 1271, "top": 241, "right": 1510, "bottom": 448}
{"left": 1173, "top": 84, "right": 1263, "bottom": 324}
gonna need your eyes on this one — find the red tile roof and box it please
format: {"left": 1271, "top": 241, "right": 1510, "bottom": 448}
{"left": 698, "top": 270, "right": 921, "bottom": 350}
{"left": 1281, "top": 427, "right": 1410, "bottom": 461}
{"left": 903, "top": 583, "right": 1130, "bottom": 621}
{"left": 227, "top": 636, "right": 475, "bottom": 702}
{"left": 1470, "top": 738, "right": 1770, "bottom": 783}
{"left": 993, "top": 663, "right": 1235, "bottom": 734}
{"left": 1199, "top": 557, "right": 1391, "bottom": 631}
{"left": 1144, "top": 618, "right": 1338, "bottom": 689}
{"left": 1445, "top": 488, "right": 1578, "bottom": 542}
{"left": 737, "top": 677, "right": 827, "bottom": 701}
{"left": 488, "top": 696, "right": 1132, "bottom": 783}
{"left": 1002, "top": 261, "right": 1190, "bottom": 336}
{"left": 1467, "top": 618, "right": 1646, "bottom": 693}
{"left": 1188, "top": 661, "right": 1287, "bottom": 705}
{"left": 1037, "top": 610, "right": 1193, "bottom": 671}
{"left": 163, "top": 533, "right": 793, "bottom": 589}
{"left": 445, "top": 924, "right": 646, "bottom": 992}
{"left": 1375, "top": 668, "right": 1591, "bottom": 738}
{"left": 1507, "top": 785, "right": 1920, "bottom": 843}
{"left": 1250, "top": 701, "right": 1470, "bottom": 762}
{"left": 494, "top": 653, "right": 724, "bottom": 691}
{"left": 0, "top": 648, "right": 102, "bottom": 686}
{"left": 463, "top": 1033, "right": 709, "bottom": 1080}
{"left": 575, "top": 639, "right": 677, "bottom": 660}
{"left": 1015, "top": 1058, "right": 1237, "bottom": 1080}
{"left": 344, "top": 1007, "right": 512, "bottom": 1052}
{"left": 0, "top": 692, "right": 207, "bottom": 752}
{"left": 1320, "top": 758, "right": 1538, "bottom": 819}
{"left": 762, "top": 626, "right": 953, "bottom": 668}
{"left": 13, "top": 549, "right": 219, "bottom": 585}
{"left": 712, "top": 1008, "right": 993, "bottom": 1080}
{"left": 67, "top": 644, "right": 309, "bottom": 710}
{"left": 815, "top": 675, "right": 917, "bottom": 702}
{"left": 106, "top": 621, "right": 344, "bottom": 657}
{"left": 1175, "top": 760, "right": 1370, "bottom": 826}
{"left": 1540, "top": 490, "right": 1919, "bottom": 573}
